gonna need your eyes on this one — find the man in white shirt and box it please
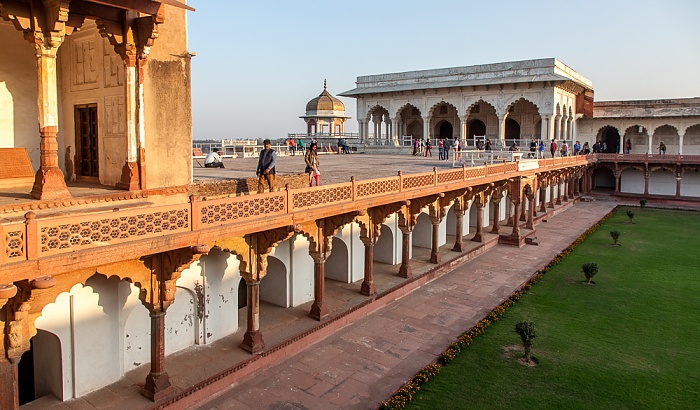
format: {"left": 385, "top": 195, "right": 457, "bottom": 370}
{"left": 204, "top": 150, "right": 225, "bottom": 168}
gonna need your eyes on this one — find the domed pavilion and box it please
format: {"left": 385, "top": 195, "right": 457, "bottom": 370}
{"left": 300, "top": 80, "right": 351, "bottom": 136}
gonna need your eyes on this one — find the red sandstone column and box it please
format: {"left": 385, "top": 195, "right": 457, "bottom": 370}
{"left": 309, "top": 253, "right": 328, "bottom": 320}
{"left": 510, "top": 200, "right": 521, "bottom": 240}
{"left": 398, "top": 226, "right": 412, "bottom": 278}
{"left": 644, "top": 171, "right": 649, "bottom": 195}
{"left": 429, "top": 217, "right": 441, "bottom": 264}
{"left": 490, "top": 198, "right": 501, "bottom": 234}
{"left": 562, "top": 180, "right": 569, "bottom": 202}
{"left": 525, "top": 192, "right": 535, "bottom": 230}
{"left": 675, "top": 176, "right": 682, "bottom": 198}
{"left": 614, "top": 171, "right": 621, "bottom": 194}
{"left": 555, "top": 181, "right": 563, "bottom": 205}
{"left": 519, "top": 192, "right": 527, "bottom": 221}
{"left": 0, "top": 360, "right": 18, "bottom": 410}
{"left": 241, "top": 281, "right": 264, "bottom": 353}
{"left": 539, "top": 186, "right": 547, "bottom": 213}
{"left": 143, "top": 310, "right": 173, "bottom": 401}
{"left": 360, "top": 236, "right": 375, "bottom": 296}
{"left": 471, "top": 198, "right": 485, "bottom": 243}
{"left": 452, "top": 202, "right": 466, "bottom": 252}
{"left": 31, "top": 46, "right": 70, "bottom": 200}
{"left": 548, "top": 184, "right": 555, "bottom": 208}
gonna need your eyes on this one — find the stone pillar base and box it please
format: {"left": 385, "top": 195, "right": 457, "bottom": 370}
{"left": 116, "top": 161, "right": 140, "bottom": 190}
{"left": 30, "top": 167, "right": 70, "bottom": 200}
{"left": 241, "top": 330, "right": 265, "bottom": 354}
{"left": 142, "top": 372, "right": 174, "bottom": 402}
{"left": 309, "top": 301, "right": 328, "bottom": 321}
{"left": 452, "top": 242, "right": 464, "bottom": 252}
{"left": 498, "top": 233, "right": 525, "bottom": 247}
{"left": 360, "top": 280, "right": 375, "bottom": 296}
{"left": 398, "top": 264, "right": 412, "bottom": 279}
{"left": 471, "top": 233, "right": 484, "bottom": 243}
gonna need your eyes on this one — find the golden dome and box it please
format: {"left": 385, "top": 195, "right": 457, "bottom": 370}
{"left": 306, "top": 80, "right": 345, "bottom": 112}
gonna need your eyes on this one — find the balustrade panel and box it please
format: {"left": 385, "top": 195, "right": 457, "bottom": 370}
{"left": 199, "top": 191, "right": 286, "bottom": 225}
{"left": 356, "top": 177, "right": 400, "bottom": 198}
{"left": 38, "top": 204, "right": 190, "bottom": 256}
{"left": 292, "top": 183, "right": 352, "bottom": 209}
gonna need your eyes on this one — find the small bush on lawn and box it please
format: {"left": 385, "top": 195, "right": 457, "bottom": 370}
{"left": 610, "top": 230, "right": 621, "bottom": 245}
{"left": 582, "top": 262, "right": 599, "bottom": 284}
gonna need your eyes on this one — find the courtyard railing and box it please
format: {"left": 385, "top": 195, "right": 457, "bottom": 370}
{"left": 1, "top": 156, "right": 592, "bottom": 266}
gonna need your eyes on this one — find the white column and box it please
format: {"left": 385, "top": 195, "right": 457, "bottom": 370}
{"left": 423, "top": 116, "right": 430, "bottom": 140}
{"left": 498, "top": 115, "right": 506, "bottom": 146}
{"left": 392, "top": 117, "right": 400, "bottom": 145}
{"left": 540, "top": 116, "right": 546, "bottom": 140}
{"left": 460, "top": 116, "right": 467, "bottom": 145}
{"left": 679, "top": 132, "right": 684, "bottom": 155}
{"left": 647, "top": 132, "right": 653, "bottom": 154}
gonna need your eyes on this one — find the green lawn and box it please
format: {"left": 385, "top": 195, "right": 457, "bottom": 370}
{"left": 407, "top": 207, "right": 700, "bottom": 409}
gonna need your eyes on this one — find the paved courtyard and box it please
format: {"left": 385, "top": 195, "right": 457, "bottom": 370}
{"left": 193, "top": 151, "right": 459, "bottom": 185}
{"left": 22, "top": 153, "right": 639, "bottom": 410}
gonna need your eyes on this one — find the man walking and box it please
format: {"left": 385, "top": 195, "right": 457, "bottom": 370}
{"left": 257, "top": 139, "right": 277, "bottom": 193}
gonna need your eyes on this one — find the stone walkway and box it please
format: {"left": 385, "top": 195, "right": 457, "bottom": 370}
{"left": 188, "top": 200, "right": 619, "bottom": 410}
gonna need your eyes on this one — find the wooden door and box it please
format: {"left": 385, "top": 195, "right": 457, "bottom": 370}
{"left": 75, "top": 105, "right": 98, "bottom": 178}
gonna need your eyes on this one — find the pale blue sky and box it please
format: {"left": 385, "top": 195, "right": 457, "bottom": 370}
{"left": 188, "top": 0, "right": 700, "bottom": 140}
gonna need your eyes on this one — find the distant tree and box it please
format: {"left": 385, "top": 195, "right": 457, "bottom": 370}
{"left": 582, "top": 262, "right": 599, "bottom": 284}
{"left": 515, "top": 321, "right": 536, "bottom": 362}
{"left": 626, "top": 210, "right": 635, "bottom": 223}
{"left": 639, "top": 199, "right": 647, "bottom": 208}
{"left": 610, "top": 230, "right": 621, "bottom": 245}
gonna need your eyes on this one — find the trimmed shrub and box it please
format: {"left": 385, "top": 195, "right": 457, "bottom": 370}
{"left": 582, "top": 262, "right": 599, "bottom": 284}
{"left": 610, "top": 230, "right": 621, "bottom": 245}
{"left": 514, "top": 321, "right": 536, "bottom": 361}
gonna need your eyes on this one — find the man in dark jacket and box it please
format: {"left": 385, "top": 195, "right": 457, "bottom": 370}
{"left": 257, "top": 139, "right": 277, "bottom": 193}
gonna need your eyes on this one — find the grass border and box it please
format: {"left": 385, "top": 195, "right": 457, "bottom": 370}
{"left": 379, "top": 207, "right": 617, "bottom": 410}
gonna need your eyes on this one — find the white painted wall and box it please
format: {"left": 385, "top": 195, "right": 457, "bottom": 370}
{"left": 681, "top": 172, "right": 700, "bottom": 197}
{"left": 32, "top": 330, "right": 63, "bottom": 400}
{"left": 289, "top": 234, "right": 314, "bottom": 306}
{"left": 326, "top": 236, "right": 349, "bottom": 282}
{"left": 198, "top": 251, "right": 242, "bottom": 343}
{"left": 260, "top": 256, "right": 289, "bottom": 307}
{"left": 0, "top": 24, "right": 40, "bottom": 166}
{"left": 374, "top": 221, "right": 396, "bottom": 265}
{"left": 648, "top": 169, "right": 676, "bottom": 196}
{"left": 620, "top": 169, "right": 645, "bottom": 194}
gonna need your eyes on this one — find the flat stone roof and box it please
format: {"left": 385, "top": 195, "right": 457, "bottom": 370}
{"left": 340, "top": 58, "right": 593, "bottom": 97}
{"left": 592, "top": 97, "right": 700, "bottom": 118}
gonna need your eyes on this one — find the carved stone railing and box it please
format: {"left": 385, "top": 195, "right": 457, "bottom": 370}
{"left": 1, "top": 156, "right": 593, "bottom": 266}
{"left": 596, "top": 153, "right": 700, "bottom": 163}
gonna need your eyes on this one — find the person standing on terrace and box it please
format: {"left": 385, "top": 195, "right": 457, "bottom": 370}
{"left": 305, "top": 142, "right": 321, "bottom": 186}
{"left": 257, "top": 139, "right": 277, "bottom": 193}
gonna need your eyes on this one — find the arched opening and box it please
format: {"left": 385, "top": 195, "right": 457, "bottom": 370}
{"left": 397, "top": 104, "right": 423, "bottom": 144}
{"left": 465, "top": 101, "right": 498, "bottom": 147}
{"left": 412, "top": 212, "right": 432, "bottom": 249}
{"left": 652, "top": 125, "right": 680, "bottom": 155}
{"left": 592, "top": 167, "right": 615, "bottom": 190}
{"left": 374, "top": 224, "right": 395, "bottom": 264}
{"left": 405, "top": 120, "right": 423, "bottom": 139}
{"left": 684, "top": 124, "right": 700, "bottom": 155}
{"left": 468, "top": 119, "right": 486, "bottom": 147}
{"left": 597, "top": 126, "right": 621, "bottom": 153}
{"left": 505, "top": 118, "right": 521, "bottom": 142}
{"left": 17, "top": 329, "right": 63, "bottom": 405}
{"left": 326, "top": 236, "right": 349, "bottom": 282}
{"left": 238, "top": 278, "right": 247, "bottom": 309}
{"left": 436, "top": 120, "right": 453, "bottom": 139}
{"left": 622, "top": 125, "right": 649, "bottom": 155}
{"left": 260, "top": 256, "right": 289, "bottom": 307}
{"left": 620, "top": 168, "right": 645, "bottom": 194}
{"left": 649, "top": 168, "right": 676, "bottom": 195}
